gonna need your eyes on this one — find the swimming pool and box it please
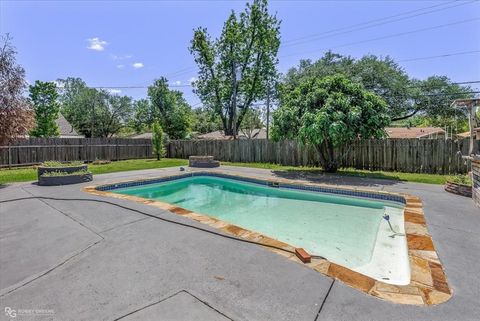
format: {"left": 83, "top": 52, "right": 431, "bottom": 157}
{"left": 110, "top": 174, "right": 410, "bottom": 285}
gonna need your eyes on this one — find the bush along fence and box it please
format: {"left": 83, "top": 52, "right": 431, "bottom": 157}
{"left": 167, "top": 138, "right": 478, "bottom": 174}
{"left": 0, "top": 138, "right": 152, "bottom": 168}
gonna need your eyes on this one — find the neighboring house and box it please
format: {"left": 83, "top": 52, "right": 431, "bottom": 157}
{"left": 56, "top": 114, "right": 83, "bottom": 138}
{"left": 131, "top": 132, "right": 153, "bottom": 139}
{"left": 197, "top": 129, "right": 267, "bottom": 140}
{"left": 384, "top": 127, "right": 446, "bottom": 139}
{"left": 458, "top": 129, "right": 480, "bottom": 140}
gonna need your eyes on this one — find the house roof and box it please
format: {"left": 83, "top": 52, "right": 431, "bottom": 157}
{"left": 131, "top": 132, "right": 153, "bottom": 139}
{"left": 458, "top": 131, "right": 471, "bottom": 138}
{"left": 56, "top": 114, "right": 82, "bottom": 137}
{"left": 197, "top": 129, "right": 267, "bottom": 140}
{"left": 385, "top": 127, "right": 445, "bottom": 139}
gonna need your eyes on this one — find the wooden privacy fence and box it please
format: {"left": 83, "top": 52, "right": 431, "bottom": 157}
{"left": 167, "top": 138, "right": 478, "bottom": 174}
{"left": 0, "top": 138, "right": 152, "bottom": 168}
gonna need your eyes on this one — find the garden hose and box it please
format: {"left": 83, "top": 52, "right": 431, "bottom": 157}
{"left": 0, "top": 196, "right": 326, "bottom": 260}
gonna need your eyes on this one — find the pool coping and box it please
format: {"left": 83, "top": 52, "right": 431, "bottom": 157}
{"left": 82, "top": 170, "right": 452, "bottom": 306}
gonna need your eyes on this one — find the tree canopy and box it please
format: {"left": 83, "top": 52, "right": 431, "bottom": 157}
{"left": 191, "top": 107, "right": 223, "bottom": 134}
{"left": 58, "top": 77, "right": 134, "bottom": 138}
{"left": 190, "top": 0, "right": 280, "bottom": 136}
{"left": 147, "top": 77, "right": 192, "bottom": 139}
{"left": 29, "top": 80, "right": 60, "bottom": 137}
{"left": 282, "top": 51, "right": 473, "bottom": 126}
{"left": 272, "top": 75, "right": 390, "bottom": 172}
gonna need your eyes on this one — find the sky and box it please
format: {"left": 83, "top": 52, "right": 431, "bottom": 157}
{"left": 1, "top": 0, "right": 479, "bottom": 106}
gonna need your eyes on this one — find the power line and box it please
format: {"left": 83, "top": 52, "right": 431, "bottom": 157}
{"left": 281, "top": 0, "right": 474, "bottom": 48}
{"left": 90, "top": 80, "right": 480, "bottom": 90}
{"left": 397, "top": 50, "right": 480, "bottom": 62}
{"left": 280, "top": 17, "right": 480, "bottom": 59}
{"left": 282, "top": 0, "right": 456, "bottom": 45}
{"left": 138, "top": 1, "right": 474, "bottom": 87}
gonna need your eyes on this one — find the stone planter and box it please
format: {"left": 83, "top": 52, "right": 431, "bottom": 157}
{"left": 444, "top": 181, "right": 472, "bottom": 198}
{"left": 38, "top": 172, "right": 93, "bottom": 186}
{"left": 189, "top": 156, "right": 220, "bottom": 168}
{"left": 37, "top": 164, "right": 88, "bottom": 181}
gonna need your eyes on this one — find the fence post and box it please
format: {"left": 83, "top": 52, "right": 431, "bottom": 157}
{"left": 8, "top": 146, "right": 12, "bottom": 169}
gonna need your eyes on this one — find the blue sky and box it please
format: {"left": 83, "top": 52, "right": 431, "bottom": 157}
{"left": 1, "top": 0, "right": 479, "bottom": 105}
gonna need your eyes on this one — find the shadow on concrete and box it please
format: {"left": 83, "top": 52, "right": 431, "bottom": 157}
{"left": 271, "top": 169, "right": 401, "bottom": 188}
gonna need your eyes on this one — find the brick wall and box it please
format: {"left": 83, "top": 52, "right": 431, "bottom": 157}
{"left": 473, "top": 157, "right": 480, "bottom": 208}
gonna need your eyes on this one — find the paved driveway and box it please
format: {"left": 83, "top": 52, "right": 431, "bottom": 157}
{"left": 0, "top": 166, "right": 478, "bottom": 321}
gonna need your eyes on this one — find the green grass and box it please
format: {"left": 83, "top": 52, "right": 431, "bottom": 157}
{"left": 0, "top": 158, "right": 188, "bottom": 184}
{"left": 0, "top": 158, "right": 464, "bottom": 185}
{"left": 222, "top": 162, "right": 461, "bottom": 185}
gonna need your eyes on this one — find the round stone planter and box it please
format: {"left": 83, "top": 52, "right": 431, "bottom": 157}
{"left": 444, "top": 181, "right": 472, "bottom": 198}
{"left": 37, "top": 164, "right": 88, "bottom": 181}
{"left": 188, "top": 156, "right": 220, "bottom": 168}
{"left": 38, "top": 172, "right": 93, "bottom": 186}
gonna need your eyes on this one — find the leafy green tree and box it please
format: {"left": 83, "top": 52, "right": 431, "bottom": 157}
{"left": 283, "top": 52, "right": 412, "bottom": 121}
{"left": 29, "top": 81, "right": 60, "bottom": 137}
{"left": 190, "top": 0, "right": 280, "bottom": 136}
{"left": 131, "top": 99, "right": 154, "bottom": 133}
{"left": 148, "top": 77, "right": 192, "bottom": 139}
{"left": 58, "top": 77, "right": 133, "bottom": 137}
{"left": 401, "top": 76, "right": 471, "bottom": 126}
{"left": 272, "top": 75, "right": 389, "bottom": 172}
{"left": 283, "top": 52, "right": 474, "bottom": 124}
{"left": 96, "top": 94, "right": 133, "bottom": 138}
{"left": 151, "top": 121, "right": 166, "bottom": 160}
{"left": 191, "top": 107, "right": 223, "bottom": 134}
{"left": 240, "top": 106, "right": 264, "bottom": 138}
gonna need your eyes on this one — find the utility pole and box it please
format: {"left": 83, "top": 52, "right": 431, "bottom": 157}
{"left": 266, "top": 85, "right": 270, "bottom": 140}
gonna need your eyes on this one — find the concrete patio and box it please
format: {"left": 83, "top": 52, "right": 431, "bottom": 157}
{"left": 0, "top": 166, "right": 479, "bottom": 321}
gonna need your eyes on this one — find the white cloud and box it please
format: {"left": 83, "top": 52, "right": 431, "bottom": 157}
{"left": 87, "top": 37, "right": 108, "bottom": 51}
{"left": 111, "top": 54, "right": 132, "bottom": 60}
{"left": 107, "top": 89, "right": 122, "bottom": 95}
{"left": 173, "top": 80, "right": 181, "bottom": 86}
{"left": 116, "top": 64, "right": 125, "bottom": 69}
{"left": 132, "top": 62, "right": 144, "bottom": 69}
{"left": 189, "top": 77, "right": 198, "bottom": 84}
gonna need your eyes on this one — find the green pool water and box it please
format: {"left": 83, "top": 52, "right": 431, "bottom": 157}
{"left": 113, "top": 176, "right": 401, "bottom": 268}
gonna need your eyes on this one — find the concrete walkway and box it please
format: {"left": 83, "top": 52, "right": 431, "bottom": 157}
{"left": 0, "top": 166, "right": 478, "bottom": 321}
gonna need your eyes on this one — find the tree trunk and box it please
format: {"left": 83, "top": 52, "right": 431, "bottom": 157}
{"left": 316, "top": 141, "right": 339, "bottom": 173}
{"left": 224, "top": 127, "right": 237, "bottom": 136}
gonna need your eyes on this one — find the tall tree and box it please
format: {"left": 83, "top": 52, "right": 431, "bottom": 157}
{"left": 96, "top": 94, "right": 133, "bottom": 138}
{"left": 29, "top": 81, "right": 60, "bottom": 137}
{"left": 282, "top": 52, "right": 473, "bottom": 124}
{"left": 148, "top": 77, "right": 192, "bottom": 139}
{"left": 272, "top": 75, "right": 389, "bottom": 172}
{"left": 396, "top": 76, "right": 472, "bottom": 124}
{"left": 283, "top": 52, "right": 412, "bottom": 120}
{"left": 190, "top": 0, "right": 280, "bottom": 136}
{"left": 58, "top": 77, "right": 133, "bottom": 137}
{"left": 191, "top": 107, "right": 223, "bottom": 134}
{"left": 131, "top": 99, "right": 154, "bottom": 133}
{"left": 151, "top": 121, "right": 166, "bottom": 160}
{"left": 240, "top": 106, "right": 263, "bottom": 139}
{"left": 0, "top": 34, "right": 34, "bottom": 145}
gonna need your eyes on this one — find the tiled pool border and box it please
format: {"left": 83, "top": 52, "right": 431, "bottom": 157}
{"left": 83, "top": 170, "right": 452, "bottom": 306}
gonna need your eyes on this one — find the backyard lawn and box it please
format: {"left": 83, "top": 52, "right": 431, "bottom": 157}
{"left": 0, "top": 158, "right": 465, "bottom": 185}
